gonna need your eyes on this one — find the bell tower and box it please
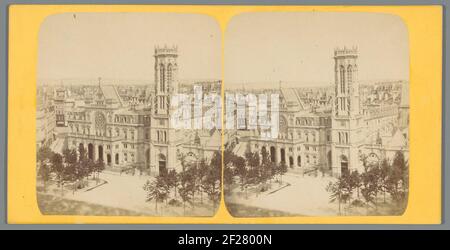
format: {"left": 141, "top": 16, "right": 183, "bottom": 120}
{"left": 150, "top": 45, "right": 180, "bottom": 175}
{"left": 334, "top": 46, "right": 359, "bottom": 117}
{"left": 154, "top": 45, "right": 178, "bottom": 115}
{"left": 331, "top": 46, "right": 364, "bottom": 176}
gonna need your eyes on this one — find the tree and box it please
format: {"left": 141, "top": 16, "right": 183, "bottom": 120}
{"left": 259, "top": 147, "right": 273, "bottom": 185}
{"left": 165, "top": 169, "right": 178, "bottom": 198}
{"left": 177, "top": 169, "right": 195, "bottom": 215}
{"left": 269, "top": 161, "right": 278, "bottom": 182}
{"left": 326, "top": 181, "right": 342, "bottom": 214}
{"left": 223, "top": 147, "right": 234, "bottom": 168}
{"left": 143, "top": 176, "right": 169, "bottom": 214}
{"left": 62, "top": 148, "right": 80, "bottom": 194}
{"left": 93, "top": 159, "right": 106, "bottom": 184}
{"left": 176, "top": 151, "right": 199, "bottom": 214}
{"left": 359, "top": 153, "right": 369, "bottom": 172}
{"left": 202, "top": 151, "right": 222, "bottom": 212}
{"left": 78, "top": 158, "right": 93, "bottom": 185}
{"left": 38, "top": 162, "right": 52, "bottom": 192}
{"left": 77, "top": 144, "right": 89, "bottom": 179}
{"left": 223, "top": 149, "right": 235, "bottom": 187}
{"left": 196, "top": 159, "right": 208, "bottom": 203}
{"left": 379, "top": 159, "right": 390, "bottom": 203}
{"left": 78, "top": 143, "right": 87, "bottom": 161}
{"left": 184, "top": 165, "right": 198, "bottom": 208}
{"left": 360, "top": 165, "right": 381, "bottom": 211}
{"left": 387, "top": 151, "right": 409, "bottom": 204}
{"left": 78, "top": 145, "right": 100, "bottom": 183}
{"left": 348, "top": 170, "right": 362, "bottom": 199}
{"left": 51, "top": 153, "right": 64, "bottom": 196}
{"left": 277, "top": 162, "right": 288, "bottom": 184}
{"left": 37, "top": 145, "right": 53, "bottom": 166}
{"left": 326, "top": 174, "right": 353, "bottom": 215}
{"left": 37, "top": 145, "right": 53, "bottom": 192}
{"left": 244, "top": 149, "right": 260, "bottom": 187}
{"left": 234, "top": 155, "right": 248, "bottom": 199}
{"left": 223, "top": 162, "right": 234, "bottom": 187}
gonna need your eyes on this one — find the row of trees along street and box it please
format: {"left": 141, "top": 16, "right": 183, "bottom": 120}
{"left": 37, "top": 144, "right": 106, "bottom": 196}
{"left": 142, "top": 150, "right": 222, "bottom": 215}
{"left": 326, "top": 151, "right": 409, "bottom": 215}
{"left": 223, "top": 145, "right": 289, "bottom": 199}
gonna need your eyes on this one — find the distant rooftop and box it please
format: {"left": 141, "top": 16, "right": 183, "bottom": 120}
{"left": 280, "top": 88, "right": 306, "bottom": 110}
{"left": 99, "top": 85, "right": 124, "bottom": 107}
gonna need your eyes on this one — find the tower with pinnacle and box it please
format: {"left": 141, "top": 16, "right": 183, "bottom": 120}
{"left": 331, "top": 46, "right": 364, "bottom": 176}
{"left": 150, "top": 45, "right": 181, "bottom": 175}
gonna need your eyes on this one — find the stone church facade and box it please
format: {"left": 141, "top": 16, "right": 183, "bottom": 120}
{"left": 238, "top": 47, "right": 409, "bottom": 176}
{"left": 65, "top": 46, "right": 220, "bottom": 175}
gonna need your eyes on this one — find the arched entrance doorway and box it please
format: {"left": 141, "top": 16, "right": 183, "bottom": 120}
{"left": 289, "top": 156, "right": 294, "bottom": 167}
{"left": 88, "top": 143, "right": 94, "bottom": 160}
{"left": 270, "top": 146, "right": 276, "bottom": 162}
{"left": 78, "top": 143, "right": 85, "bottom": 160}
{"left": 280, "top": 148, "right": 286, "bottom": 163}
{"left": 106, "top": 154, "right": 111, "bottom": 166}
{"left": 115, "top": 153, "right": 119, "bottom": 165}
{"left": 340, "top": 155, "right": 349, "bottom": 175}
{"left": 98, "top": 145, "right": 103, "bottom": 161}
{"left": 158, "top": 153, "right": 167, "bottom": 175}
{"left": 261, "top": 146, "right": 268, "bottom": 161}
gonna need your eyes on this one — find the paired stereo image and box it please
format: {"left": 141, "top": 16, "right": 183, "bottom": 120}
{"left": 36, "top": 12, "right": 409, "bottom": 217}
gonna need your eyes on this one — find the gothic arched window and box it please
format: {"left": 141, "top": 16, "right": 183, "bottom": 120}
{"left": 339, "top": 65, "right": 346, "bottom": 94}
{"left": 167, "top": 64, "right": 173, "bottom": 86}
{"left": 347, "top": 65, "right": 353, "bottom": 87}
{"left": 159, "top": 64, "right": 165, "bottom": 92}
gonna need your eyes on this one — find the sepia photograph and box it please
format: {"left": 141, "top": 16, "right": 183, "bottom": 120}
{"left": 35, "top": 10, "right": 411, "bottom": 218}
{"left": 223, "top": 12, "right": 410, "bottom": 217}
{"left": 3, "top": 0, "right": 445, "bottom": 233}
{"left": 36, "top": 13, "right": 222, "bottom": 216}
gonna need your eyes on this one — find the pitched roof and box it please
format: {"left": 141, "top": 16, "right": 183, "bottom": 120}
{"left": 50, "top": 137, "right": 67, "bottom": 154}
{"left": 385, "top": 128, "right": 408, "bottom": 148}
{"left": 281, "top": 88, "right": 306, "bottom": 110}
{"left": 100, "top": 85, "right": 124, "bottom": 107}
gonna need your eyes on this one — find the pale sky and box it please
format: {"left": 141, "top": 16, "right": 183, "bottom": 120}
{"left": 38, "top": 13, "right": 221, "bottom": 82}
{"left": 225, "top": 12, "right": 409, "bottom": 88}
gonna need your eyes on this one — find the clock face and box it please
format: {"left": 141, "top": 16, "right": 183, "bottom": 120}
{"left": 367, "top": 153, "right": 379, "bottom": 165}
{"left": 95, "top": 112, "right": 106, "bottom": 131}
{"left": 185, "top": 152, "right": 198, "bottom": 164}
